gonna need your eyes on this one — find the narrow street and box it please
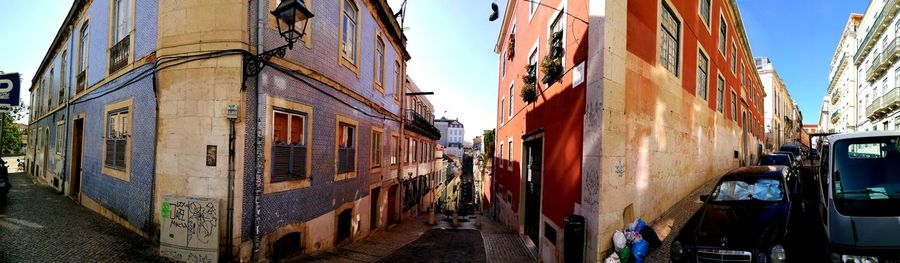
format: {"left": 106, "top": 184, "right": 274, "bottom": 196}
{"left": 293, "top": 213, "right": 535, "bottom": 262}
{"left": 0, "top": 172, "right": 162, "bottom": 262}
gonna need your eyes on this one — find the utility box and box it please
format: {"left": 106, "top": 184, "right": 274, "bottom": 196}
{"left": 160, "top": 195, "right": 219, "bottom": 263}
{"left": 563, "top": 214, "right": 585, "bottom": 263}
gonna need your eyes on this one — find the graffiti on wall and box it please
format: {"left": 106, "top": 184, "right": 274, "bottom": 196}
{"left": 160, "top": 195, "right": 219, "bottom": 263}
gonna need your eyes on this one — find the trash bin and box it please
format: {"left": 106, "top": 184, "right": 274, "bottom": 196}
{"left": 564, "top": 214, "right": 585, "bottom": 263}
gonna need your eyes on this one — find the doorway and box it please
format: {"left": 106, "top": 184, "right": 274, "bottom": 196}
{"left": 336, "top": 209, "right": 353, "bottom": 245}
{"left": 69, "top": 118, "right": 84, "bottom": 201}
{"left": 523, "top": 137, "right": 543, "bottom": 245}
{"left": 42, "top": 128, "right": 49, "bottom": 180}
{"left": 370, "top": 187, "right": 380, "bottom": 231}
{"left": 387, "top": 185, "right": 398, "bottom": 225}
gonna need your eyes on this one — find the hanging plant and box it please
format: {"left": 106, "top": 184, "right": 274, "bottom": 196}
{"left": 520, "top": 82, "right": 537, "bottom": 104}
{"left": 507, "top": 34, "right": 516, "bottom": 60}
{"left": 522, "top": 64, "right": 537, "bottom": 85}
{"left": 540, "top": 55, "right": 562, "bottom": 85}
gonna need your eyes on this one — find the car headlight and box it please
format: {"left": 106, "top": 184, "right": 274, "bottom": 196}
{"left": 832, "top": 253, "right": 878, "bottom": 263}
{"left": 770, "top": 244, "right": 786, "bottom": 263}
{"left": 671, "top": 240, "right": 684, "bottom": 261}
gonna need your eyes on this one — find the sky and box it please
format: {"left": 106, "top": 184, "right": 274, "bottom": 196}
{"left": 736, "top": 0, "right": 869, "bottom": 125}
{"left": 0, "top": 0, "right": 73, "bottom": 123}
{"left": 0, "top": 1, "right": 871, "bottom": 135}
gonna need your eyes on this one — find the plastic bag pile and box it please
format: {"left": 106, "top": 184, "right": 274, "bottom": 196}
{"left": 604, "top": 218, "right": 661, "bottom": 263}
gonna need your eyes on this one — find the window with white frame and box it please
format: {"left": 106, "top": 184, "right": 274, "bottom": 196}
{"left": 500, "top": 97, "right": 505, "bottom": 124}
{"left": 56, "top": 122, "right": 64, "bottom": 155}
{"left": 717, "top": 75, "right": 725, "bottom": 112}
{"left": 530, "top": 0, "right": 539, "bottom": 18}
{"left": 730, "top": 42, "right": 736, "bottom": 73}
{"left": 699, "top": 0, "right": 711, "bottom": 26}
{"left": 660, "top": 2, "right": 680, "bottom": 75}
{"left": 508, "top": 84, "right": 514, "bottom": 118}
{"left": 499, "top": 143, "right": 504, "bottom": 168}
{"left": 507, "top": 139, "right": 513, "bottom": 170}
{"left": 77, "top": 21, "right": 89, "bottom": 93}
{"left": 731, "top": 91, "right": 737, "bottom": 120}
{"left": 112, "top": 0, "right": 130, "bottom": 42}
{"left": 698, "top": 51, "right": 709, "bottom": 100}
{"left": 719, "top": 15, "right": 727, "bottom": 54}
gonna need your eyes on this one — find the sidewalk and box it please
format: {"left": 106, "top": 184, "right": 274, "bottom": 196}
{"left": 293, "top": 213, "right": 535, "bottom": 262}
{"left": 0, "top": 172, "right": 161, "bottom": 262}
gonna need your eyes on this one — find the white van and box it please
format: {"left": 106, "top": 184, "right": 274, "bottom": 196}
{"left": 819, "top": 131, "right": 900, "bottom": 261}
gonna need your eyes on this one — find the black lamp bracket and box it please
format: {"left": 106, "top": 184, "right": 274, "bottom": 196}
{"left": 244, "top": 42, "right": 294, "bottom": 77}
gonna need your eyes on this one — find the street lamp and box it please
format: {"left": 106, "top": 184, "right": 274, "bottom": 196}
{"left": 244, "top": 0, "right": 314, "bottom": 76}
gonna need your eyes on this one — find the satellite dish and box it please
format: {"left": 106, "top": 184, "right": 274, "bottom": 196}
{"left": 489, "top": 2, "right": 499, "bottom": 21}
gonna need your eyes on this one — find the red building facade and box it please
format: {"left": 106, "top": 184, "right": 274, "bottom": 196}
{"left": 493, "top": 0, "right": 765, "bottom": 261}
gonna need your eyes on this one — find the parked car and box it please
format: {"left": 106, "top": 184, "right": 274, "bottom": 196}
{"left": 780, "top": 145, "right": 803, "bottom": 162}
{"left": 819, "top": 132, "right": 900, "bottom": 261}
{"left": 775, "top": 151, "right": 801, "bottom": 169}
{"left": 808, "top": 149, "right": 820, "bottom": 160}
{"left": 671, "top": 166, "right": 796, "bottom": 263}
{"left": 759, "top": 154, "right": 799, "bottom": 192}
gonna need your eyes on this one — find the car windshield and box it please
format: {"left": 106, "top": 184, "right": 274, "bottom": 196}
{"left": 833, "top": 136, "right": 900, "bottom": 200}
{"left": 710, "top": 178, "right": 784, "bottom": 202}
{"left": 759, "top": 155, "right": 791, "bottom": 166}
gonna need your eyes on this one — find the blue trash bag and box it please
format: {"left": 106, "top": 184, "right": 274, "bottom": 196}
{"left": 631, "top": 239, "right": 648, "bottom": 263}
{"left": 633, "top": 218, "right": 647, "bottom": 233}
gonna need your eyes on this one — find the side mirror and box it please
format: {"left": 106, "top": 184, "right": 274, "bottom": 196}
{"left": 699, "top": 194, "right": 710, "bottom": 202}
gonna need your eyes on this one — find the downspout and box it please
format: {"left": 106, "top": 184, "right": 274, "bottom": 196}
{"left": 251, "top": 0, "right": 265, "bottom": 261}
{"left": 63, "top": 24, "right": 74, "bottom": 195}
{"left": 226, "top": 118, "right": 236, "bottom": 259}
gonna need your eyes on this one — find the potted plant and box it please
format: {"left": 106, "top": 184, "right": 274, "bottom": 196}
{"left": 523, "top": 64, "right": 537, "bottom": 84}
{"left": 540, "top": 55, "right": 562, "bottom": 85}
{"left": 507, "top": 34, "right": 516, "bottom": 60}
{"left": 520, "top": 82, "right": 537, "bottom": 103}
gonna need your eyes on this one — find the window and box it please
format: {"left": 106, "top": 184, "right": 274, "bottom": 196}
{"left": 340, "top": 0, "right": 359, "bottom": 66}
{"left": 406, "top": 138, "right": 412, "bottom": 163}
{"left": 659, "top": 3, "right": 680, "bottom": 75}
{"left": 730, "top": 42, "right": 736, "bottom": 73}
{"left": 59, "top": 50, "right": 67, "bottom": 105}
{"left": 77, "top": 21, "right": 89, "bottom": 93}
{"left": 371, "top": 129, "right": 383, "bottom": 167}
{"left": 697, "top": 51, "right": 709, "bottom": 100}
{"left": 507, "top": 139, "right": 513, "bottom": 171}
{"left": 549, "top": 8, "right": 565, "bottom": 52}
{"left": 502, "top": 50, "right": 507, "bottom": 76}
{"left": 334, "top": 121, "right": 358, "bottom": 179}
{"left": 56, "top": 122, "right": 64, "bottom": 155}
{"left": 391, "top": 134, "right": 399, "bottom": 165}
{"left": 699, "top": 0, "right": 710, "bottom": 26}
{"left": 528, "top": 47, "right": 539, "bottom": 86}
{"left": 508, "top": 84, "right": 514, "bottom": 118}
{"left": 500, "top": 97, "right": 505, "bottom": 124}
{"left": 105, "top": 108, "right": 129, "bottom": 171}
{"left": 393, "top": 61, "right": 401, "bottom": 102}
{"left": 530, "top": 0, "right": 539, "bottom": 18}
{"left": 374, "top": 36, "right": 385, "bottom": 90}
{"left": 895, "top": 117, "right": 900, "bottom": 130}
{"left": 272, "top": 109, "right": 309, "bottom": 182}
{"left": 731, "top": 91, "right": 737, "bottom": 120}
{"left": 413, "top": 140, "right": 418, "bottom": 162}
{"left": 48, "top": 69, "right": 55, "bottom": 107}
{"left": 112, "top": 0, "right": 130, "bottom": 42}
{"left": 717, "top": 75, "right": 725, "bottom": 112}
{"left": 719, "top": 15, "right": 727, "bottom": 54}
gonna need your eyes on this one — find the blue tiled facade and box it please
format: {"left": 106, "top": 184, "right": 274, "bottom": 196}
{"left": 26, "top": 0, "right": 159, "bottom": 233}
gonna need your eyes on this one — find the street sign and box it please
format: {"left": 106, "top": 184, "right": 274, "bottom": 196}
{"left": 0, "top": 73, "right": 21, "bottom": 108}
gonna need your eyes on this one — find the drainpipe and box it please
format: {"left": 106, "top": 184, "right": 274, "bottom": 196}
{"left": 251, "top": 0, "right": 265, "bottom": 261}
{"left": 63, "top": 24, "right": 74, "bottom": 195}
{"left": 226, "top": 118, "right": 236, "bottom": 259}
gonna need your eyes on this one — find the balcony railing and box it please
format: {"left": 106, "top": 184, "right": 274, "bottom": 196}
{"left": 831, "top": 91, "right": 841, "bottom": 105}
{"left": 867, "top": 87, "right": 900, "bottom": 120}
{"left": 854, "top": 0, "right": 900, "bottom": 65}
{"left": 827, "top": 52, "right": 848, "bottom": 93}
{"left": 831, "top": 110, "right": 840, "bottom": 124}
{"left": 866, "top": 37, "right": 900, "bottom": 82}
{"left": 108, "top": 35, "right": 130, "bottom": 74}
{"left": 76, "top": 71, "right": 86, "bottom": 94}
{"left": 337, "top": 147, "right": 355, "bottom": 174}
{"left": 404, "top": 110, "right": 442, "bottom": 140}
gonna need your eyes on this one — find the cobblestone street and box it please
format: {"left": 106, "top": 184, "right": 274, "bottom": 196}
{"left": 294, "top": 213, "right": 535, "bottom": 263}
{"left": 0, "top": 172, "right": 161, "bottom": 262}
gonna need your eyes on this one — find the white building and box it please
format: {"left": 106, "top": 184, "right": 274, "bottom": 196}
{"left": 434, "top": 117, "right": 464, "bottom": 157}
{"left": 855, "top": 1, "right": 900, "bottom": 131}
{"left": 757, "top": 57, "right": 802, "bottom": 151}
{"left": 824, "top": 14, "right": 863, "bottom": 133}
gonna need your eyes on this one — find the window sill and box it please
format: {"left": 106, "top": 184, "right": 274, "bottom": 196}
{"left": 265, "top": 177, "right": 312, "bottom": 193}
{"left": 339, "top": 56, "right": 360, "bottom": 77}
{"left": 334, "top": 171, "right": 358, "bottom": 181}
{"left": 102, "top": 165, "right": 129, "bottom": 182}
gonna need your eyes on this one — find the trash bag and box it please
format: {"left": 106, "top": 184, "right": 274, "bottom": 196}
{"left": 613, "top": 231, "right": 627, "bottom": 251}
{"left": 633, "top": 218, "right": 647, "bottom": 233}
{"left": 639, "top": 226, "right": 662, "bottom": 249}
{"left": 604, "top": 252, "right": 620, "bottom": 263}
{"left": 631, "top": 239, "right": 648, "bottom": 263}
{"left": 617, "top": 246, "right": 631, "bottom": 263}
{"left": 624, "top": 230, "right": 640, "bottom": 243}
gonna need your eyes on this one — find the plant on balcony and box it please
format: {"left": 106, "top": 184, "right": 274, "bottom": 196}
{"left": 521, "top": 64, "right": 538, "bottom": 104}
{"left": 506, "top": 34, "right": 515, "bottom": 60}
{"left": 541, "top": 31, "right": 564, "bottom": 85}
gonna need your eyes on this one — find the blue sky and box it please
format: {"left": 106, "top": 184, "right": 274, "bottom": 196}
{"left": 736, "top": 0, "right": 869, "bottom": 124}
{"left": 0, "top": 0, "right": 72, "bottom": 123}
{"left": 1, "top": 1, "right": 869, "bottom": 134}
